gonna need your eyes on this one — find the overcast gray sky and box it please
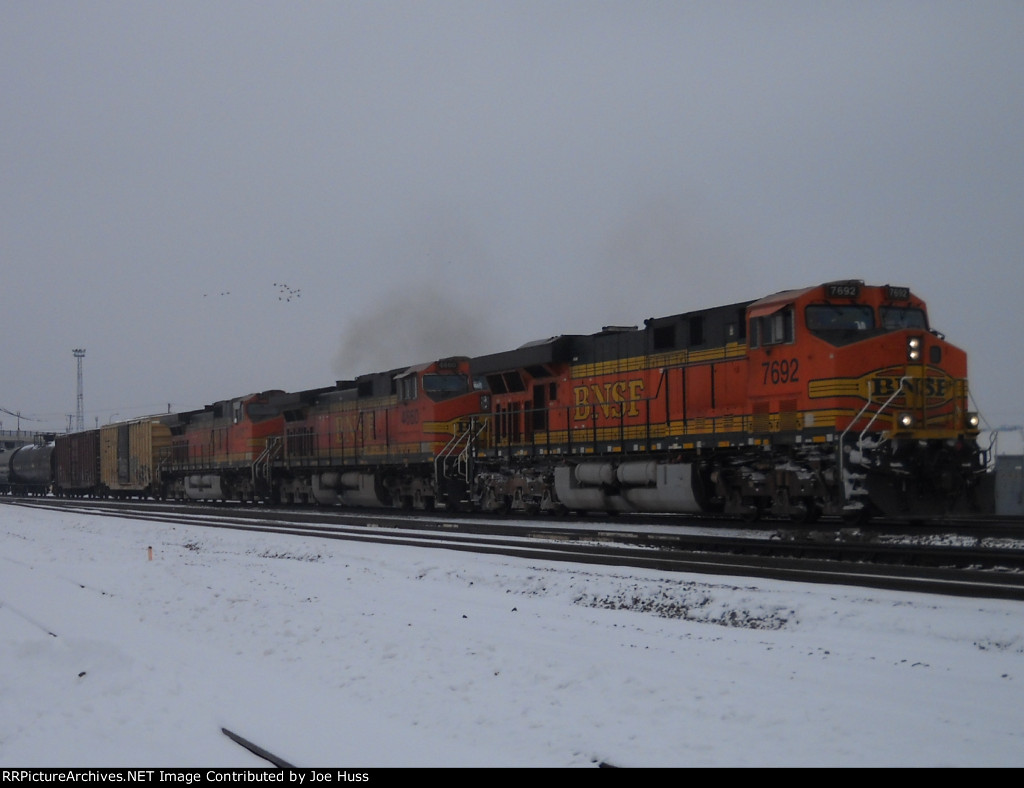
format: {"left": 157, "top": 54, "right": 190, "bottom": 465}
{"left": 2, "top": 2, "right": 1022, "bottom": 447}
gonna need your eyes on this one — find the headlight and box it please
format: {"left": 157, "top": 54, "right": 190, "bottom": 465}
{"left": 966, "top": 412, "right": 980, "bottom": 429}
{"left": 907, "top": 336, "right": 922, "bottom": 362}
{"left": 897, "top": 412, "right": 914, "bottom": 429}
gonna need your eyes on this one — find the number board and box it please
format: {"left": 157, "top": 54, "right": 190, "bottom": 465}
{"left": 825, "top": 283, "right": 861, "bottom": 299}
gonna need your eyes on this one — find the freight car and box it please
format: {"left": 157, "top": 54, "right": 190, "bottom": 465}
{"left": 0, "top": 437, "right": 31, "bottom": 493}
{"left": 101, "top": 417, "right": 172, "bottom": 498}
{"left": 53, "top": 417, "right": 172, "bottom": 498}
{"left": 53, "top": 429, "right": 100, "bottom": 496}
{"left": 1, "top": 440, "right": 54, "bottom": 496}
{"left": 42, "top": 280, "right": 991, "bottom": 522}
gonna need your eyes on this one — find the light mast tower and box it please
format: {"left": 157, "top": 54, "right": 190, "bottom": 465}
{"left": 73, "top": 348, "right": 86, "bottom": 432}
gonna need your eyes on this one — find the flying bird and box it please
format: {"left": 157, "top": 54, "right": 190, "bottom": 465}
{"left": 274, "top": 282, "right": 302, "bottom": 302}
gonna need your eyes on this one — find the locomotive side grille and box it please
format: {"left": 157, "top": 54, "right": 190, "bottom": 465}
{"left": 752, "top": 402, "right": 771, "bottom": 433}
{"left": 779, "top": 400, "right": 799, "bottom": 431}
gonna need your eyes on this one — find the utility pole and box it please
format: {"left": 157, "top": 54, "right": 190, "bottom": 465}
{"left": 73, "top": 348, "right": 86, "bottom": 432}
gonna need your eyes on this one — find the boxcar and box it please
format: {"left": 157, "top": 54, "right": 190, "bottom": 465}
{"left": 54, "top": 429, "right": 101, "bottom": 496}
{"left": 99, "top": 418, "right": 173, "bottom": 498}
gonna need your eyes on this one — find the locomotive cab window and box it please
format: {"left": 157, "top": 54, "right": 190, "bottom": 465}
{"left": 750, "top": 307, "right": 794, "bottom": 348}
{"left": 247, "top": 400, "right": 283, "bottom": 421}
{"left": 422, "top": 373, "right": 470, "bottom": 402}
{"left": 805, "top": 305, "right": 875, "bottom": 345}
{"left": 880, "top": 307, "right": 927, "bottom": 330}
{"left": 399, "top": 376, "right": 418, "bottom": 401}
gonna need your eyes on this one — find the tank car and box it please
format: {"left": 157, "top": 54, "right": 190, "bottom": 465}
{"left": 462, "top": 280, "right": 991, "bottom": 521}
{"left": 2, "top": 441, "right": 55, "bottom": 496}
{"left": 1, "top": 438, "right": 31, "bottom": 493}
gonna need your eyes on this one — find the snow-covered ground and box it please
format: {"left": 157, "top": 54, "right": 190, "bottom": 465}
{"left": 1, "top": 503, "right": 1022, "bottom": 768}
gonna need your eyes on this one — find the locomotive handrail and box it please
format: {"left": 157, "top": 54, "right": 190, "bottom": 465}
{"left": 252, "top": 436, "right": 282, "bottom": 492}
{"left": 857, "top": 375, "right": 911, "bottom": 444}
{"left": 837, "top": 375, "right": 910, "bottom": 506}
{"left": 435, "top": 418, "right": 486, "bottom": 486}
{"left": 436, "top": 427, "right": 466, "bottom": 463}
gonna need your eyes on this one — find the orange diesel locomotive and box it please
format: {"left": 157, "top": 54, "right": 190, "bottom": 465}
{"left": 156, "top": 359, "right": 487, "bottom": 507}
{"left": 464, "top": 280, "right": 989, "bottom": 521}
{"left": 277, "top": 356, "right": 487, "bottom": 509}
{"left": 162, "top": 391, "right": 302, "bottom": 502}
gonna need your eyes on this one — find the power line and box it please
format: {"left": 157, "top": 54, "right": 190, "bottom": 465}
{"left": 0, "top": 406, "right": 47, "bottom": 432}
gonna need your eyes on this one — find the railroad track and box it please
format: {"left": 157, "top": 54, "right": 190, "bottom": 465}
{"left": 6, "top": 498, "right": 1024, "bottom": 601}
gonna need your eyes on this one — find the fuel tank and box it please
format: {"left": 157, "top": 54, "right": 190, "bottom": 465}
{"left": 554, "top": 461, "right": 704, "bottom": 513}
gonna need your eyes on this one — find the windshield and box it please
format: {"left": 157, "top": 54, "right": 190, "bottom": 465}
{"left": 422, "top": 373, "right": 470, "bottom": 401}
{"left": 805, "top": 305, "right": 875, "bottom": 332}
{"left": 246, "top": 401, "right": 283, "bottom": 422}
{"left": 880, "top": 307, "right": 927, "bottom": 330}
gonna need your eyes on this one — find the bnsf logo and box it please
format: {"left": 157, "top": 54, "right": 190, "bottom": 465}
{"left": 872, "top": 375, "right": 952, "bottom": 400}
{"left": 573, "top": 380, "right": 645, "bottom": 420}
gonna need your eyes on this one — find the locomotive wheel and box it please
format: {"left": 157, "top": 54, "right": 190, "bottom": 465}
{"left": 740, "top": 504, "right": 762, "bottom": 524}
{"left": 790, "top": 500, "right": 823, "bottom": 524}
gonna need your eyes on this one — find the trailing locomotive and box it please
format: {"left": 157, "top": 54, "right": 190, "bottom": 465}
{"left": 35, "top": 280, "right": 993, "bottom": 522}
